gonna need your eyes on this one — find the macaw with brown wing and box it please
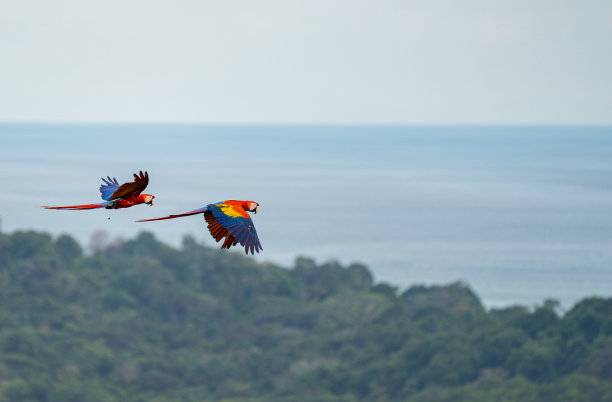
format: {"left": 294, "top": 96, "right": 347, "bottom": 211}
{"left": 42, "top": 171, "right": 155, "bottom": 210}
{"left": 137, "top": 200, "right": 262, "bottom": 255}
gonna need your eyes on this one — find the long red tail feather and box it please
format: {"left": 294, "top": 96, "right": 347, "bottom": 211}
{"left": 137, "top": 210, "right": 204, "bottom": 222}
{"left": 41, "top": 203, "right": 105, "bottom": 210}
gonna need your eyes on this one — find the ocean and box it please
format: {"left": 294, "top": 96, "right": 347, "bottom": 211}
{"left": 1, "top": 124, "right": 611, "bottom": 308}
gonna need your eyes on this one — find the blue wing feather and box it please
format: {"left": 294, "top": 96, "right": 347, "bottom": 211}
{"left": 99, "top": 176, "right": 120, "bottom": 201}
{"left": 236, "top": 226, "right": 249, "bottom": 244}
{"left": 208, "top": 204, "right": 262, "bottom": 254}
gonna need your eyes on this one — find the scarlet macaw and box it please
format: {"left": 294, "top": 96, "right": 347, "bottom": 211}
{"left": 42, "top": 171, "right": 155, "bottom": 210}
{"left": 138, "top": 200, "right": 262, "bottom": 254}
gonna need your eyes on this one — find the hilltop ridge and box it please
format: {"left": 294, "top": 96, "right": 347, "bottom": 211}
{"left": 0, "top": 230, "right": 611, "bottom": 401}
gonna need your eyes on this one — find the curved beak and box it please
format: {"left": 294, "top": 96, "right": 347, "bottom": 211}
{"left": 150, "top": 199, "right": 155, "bottom": 206}
{"left": 254, "top": 205, "right": 259, "bottom": 214}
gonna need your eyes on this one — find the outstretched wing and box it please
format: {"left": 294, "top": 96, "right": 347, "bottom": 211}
{"left": 205, "top": 203, "right": 262, "bottom": 255}
{"left": 99, "top": 176, "right": 120, "bottom": 201}
{"left": 136, "top": 206, "right": 209, "bottom": 222}
{"left": 109, "top": 171, "right": 149, "bottom": 200}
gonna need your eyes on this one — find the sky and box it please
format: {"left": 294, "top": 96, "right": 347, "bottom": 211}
{"left": 1, "top": 0, "right": 611, "bottom": 124}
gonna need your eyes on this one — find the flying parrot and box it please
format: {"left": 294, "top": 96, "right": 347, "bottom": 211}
{"left": 137, "top": 200, "right": 262, "bottom": 255}
{"left": 42, "top": 171, "right": 155, "bottom": 210}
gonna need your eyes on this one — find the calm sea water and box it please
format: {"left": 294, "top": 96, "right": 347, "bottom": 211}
{"left": 1, "top": 124, "right": 612, "bottom": 308}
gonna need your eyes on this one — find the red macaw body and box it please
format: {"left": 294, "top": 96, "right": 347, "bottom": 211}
{"left": 42, "top": 171, "right": 155, "bottom": 210}
{"left": 138, "top": 200, "right": 262, "bottom": 254}
{"left": 105, "top": 194, "right": 155, "bottom": 210}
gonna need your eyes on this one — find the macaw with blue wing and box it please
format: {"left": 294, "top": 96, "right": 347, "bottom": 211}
{"left": 138, "top": 200, "right": 262, "bottom": 255}
{"left": 42, "top": 171, "right": 155, "bottom": 210}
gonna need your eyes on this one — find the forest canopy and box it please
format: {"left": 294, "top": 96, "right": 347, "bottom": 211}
{"left": 0, "top": 230, "right": 611, "bottom": 401}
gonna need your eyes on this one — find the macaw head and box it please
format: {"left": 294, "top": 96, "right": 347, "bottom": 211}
{"left": 245, "top": 201, "right": 259, "bottom": 214}
{"left": 143, "top": 194, "right": 155, "bottom": 206}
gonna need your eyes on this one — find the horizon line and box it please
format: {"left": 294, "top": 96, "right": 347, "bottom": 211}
{"left": 1, "top": 121, "right": 611, "bottom": 128}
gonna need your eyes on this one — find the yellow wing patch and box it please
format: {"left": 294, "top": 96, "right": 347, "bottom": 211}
{"left": 218, "top": 204, "right": 248, "bottom": 219}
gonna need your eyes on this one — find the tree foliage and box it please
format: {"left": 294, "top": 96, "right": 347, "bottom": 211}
{"left": 0, "top": 230, "right": 611, "bottom": 401}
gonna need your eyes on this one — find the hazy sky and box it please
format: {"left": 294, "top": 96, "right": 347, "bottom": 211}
{"left": 1, "top": 1, "right": 611, "bottom": 124}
